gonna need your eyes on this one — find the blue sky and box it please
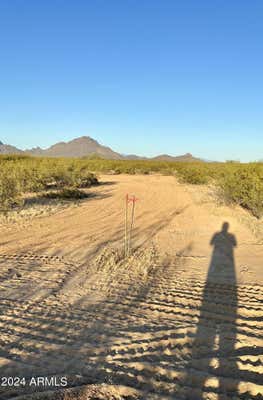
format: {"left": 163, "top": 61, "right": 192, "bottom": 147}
{"left": 0, "top": 0, "right": 262, "bottom": 161}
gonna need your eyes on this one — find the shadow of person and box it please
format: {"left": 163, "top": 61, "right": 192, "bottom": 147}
{"left": 186, "top": 222, "right": 239, "bottom": 399}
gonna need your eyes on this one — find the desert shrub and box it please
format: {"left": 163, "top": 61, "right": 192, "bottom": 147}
{"left": 0, "top": 154, "right": 32, "bottom": 161}
{"left": 136, "top": 168, "right": 150, "bottom": 175}
{"left": 0, "top": 156, "right": 98, "bottom": 210}
{"left": 0, "top": 167, "right": 23, "bottom": 210}
{"left": 19, "top": 165, "right": 45, "bottom": 192}
{"left": 77, "top": 170, "right": 98, "bottom": 187}
{"left": 46, "top": 162, "right": 98, "bottom": 189}
{"left": 218, "top": 165, "right": 263, "bottom": 218}
{"left": 46, "top": 162, "right": 76, "bottom": 188}
{"left": 44, "top": 188, "right": 89, "bottom": 200}
{"left": 175, "top": 164, "right": 210, "bottom": 184}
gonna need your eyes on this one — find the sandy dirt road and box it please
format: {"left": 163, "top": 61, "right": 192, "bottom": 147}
{"left": 0, "top": 175, "right": 262, "bottom": 399}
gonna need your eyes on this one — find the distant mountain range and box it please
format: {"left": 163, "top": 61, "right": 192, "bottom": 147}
{"left": 0, "top": 136, "right": 203, "bottom": 162}
{"left": 0, "top": 140, "right": 24, "bottom": 155}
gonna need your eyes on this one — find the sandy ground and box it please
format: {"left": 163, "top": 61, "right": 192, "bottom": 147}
{"left": 0, "top": 174, "right": 262, "bottom": 400}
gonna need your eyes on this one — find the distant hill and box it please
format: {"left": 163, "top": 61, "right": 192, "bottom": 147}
{"left": 28, "top": 146, "right": 45, "bottom": 156}
{"left": 1, "top": 136, "right": 205, "bottom": 161}
{"left": 0, "top": 141, "right": 23, "bottom": 155}
{"left": 26, "top": 136, "right": 122, "bottom": 159}
{"left": 124, "top": 154, "right": 146, "bottom": 160}
{"left": 152, "top": 153, "right": 203, "bottom": 162}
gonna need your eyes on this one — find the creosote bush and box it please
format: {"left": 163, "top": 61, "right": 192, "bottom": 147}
{"left": 0, "top": 167, "right": 23, "bottom": 211}
{"left": 218, "top": 165, "right": 263, "bottom": 218}
{"left": 0, "top": 155, "right": 98, "bottom": 211}
{"left": 175, "top": 164, "right": 210, "bottom": 184}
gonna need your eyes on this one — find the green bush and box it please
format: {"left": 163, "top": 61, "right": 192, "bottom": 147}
{"left": 175, "top": 164, "right": 210, "bottom": 184}
{"left": 218, "top": 165, "right": 263, "bottom": 218}
{"left": 0, "top": 156, "right": 98, "bottom": 210}
{"left": 0, "top": 167, "right": 23, "bottom": 210}
{"left": 77, "top": 170, "right": 98, "bottom": 188}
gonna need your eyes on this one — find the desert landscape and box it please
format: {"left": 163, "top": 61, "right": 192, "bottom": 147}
{"left": 1, "top": 0, "right": 263, "bottom": 397}
{"left": 0, "top": 169, "right": 262, "bottom": 400}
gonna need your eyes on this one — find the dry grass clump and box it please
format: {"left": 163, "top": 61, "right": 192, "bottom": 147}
{"left": 94, "top": 246, "right": 159, "bottom": 280}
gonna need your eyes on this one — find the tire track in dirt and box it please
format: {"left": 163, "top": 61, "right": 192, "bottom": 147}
{"left": 0, "top": 251, "right": 262, "bottom": 400}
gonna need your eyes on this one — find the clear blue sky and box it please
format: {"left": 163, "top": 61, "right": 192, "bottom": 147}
{"left": 0, "top": 0, "right": 262, "bottom": 161}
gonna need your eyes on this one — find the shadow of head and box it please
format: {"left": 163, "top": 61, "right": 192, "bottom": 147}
{"left": 210, "top": 221, "right": 237, "bottom": 248}
{"left": 222, "top": 221, "right": 229, "bottom": 234}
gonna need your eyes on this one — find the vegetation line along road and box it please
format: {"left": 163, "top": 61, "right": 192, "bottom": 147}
{"left": 0, "top": 155, "right": 263, "bottom": 218}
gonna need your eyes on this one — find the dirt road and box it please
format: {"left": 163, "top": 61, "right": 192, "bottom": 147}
{"left": 0, "top": 175, "right": 262, "bottom": 399}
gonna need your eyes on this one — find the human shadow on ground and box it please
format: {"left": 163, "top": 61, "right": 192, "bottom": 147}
{"left": 186, "top": 222, "right": 239, "bottom": 399}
